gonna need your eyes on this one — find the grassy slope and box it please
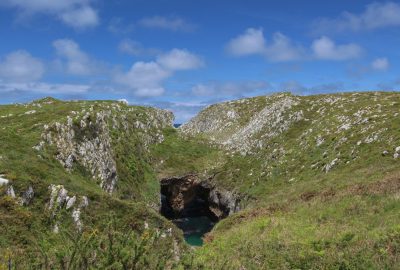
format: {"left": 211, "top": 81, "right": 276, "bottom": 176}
{"left": 155, "top": 92, "right": 400, "bottom": 269}
{"left": 1, "top": 92, "right": 400, "bottom": 269}
{"left": 0, "top": 98, "right": 185, "bottom": 269}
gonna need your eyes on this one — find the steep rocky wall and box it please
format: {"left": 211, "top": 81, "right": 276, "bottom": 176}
{"left": 160, "top": 174, "right": 240, "bottom": 221}
{"left": 180, "top": 93, "right": 303, "bottom": 155}
{"left": 37, "top": 102, "right": 173, "bottom": 193}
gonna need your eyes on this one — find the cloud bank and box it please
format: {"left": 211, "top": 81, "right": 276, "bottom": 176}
{"left": 1, "top": 0, "right": 99, "bottom": 29}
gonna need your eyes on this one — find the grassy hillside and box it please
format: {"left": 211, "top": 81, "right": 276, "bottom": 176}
{"left": 0, "top": 98, "right": 185, "bottom": 269}
{"left": 1, "top": 92, "right": 400, "bottom": 269}
{"left": 173, "top": 92, "right": 400, "bottom": 269}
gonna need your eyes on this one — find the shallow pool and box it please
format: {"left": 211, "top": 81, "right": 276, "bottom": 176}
{"left": 172, "top": 216, "right": 215, "bottom": 246}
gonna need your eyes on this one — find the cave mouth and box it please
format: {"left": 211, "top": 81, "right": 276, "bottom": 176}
{"left": 160, "top": 175, "right": 222, "bottom": 246}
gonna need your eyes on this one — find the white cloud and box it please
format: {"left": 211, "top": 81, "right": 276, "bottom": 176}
{"left": 53, "top": 39, "right": 97, "bottom": 76}
{"left": 0, "top": 82, "right": 89, "bottom": 94}
{"left": 192, "top": 81, "right": 269, "bottom": 97}
{"left": 311, "top": 36, "right": 362, "bottom": 60}
{"left": 226, "top": 28, "right": 266, "bottom": 56}
{"left": 118, "top": 39, "right": 159, "bottom": 57}
{"left": 1, "top": 0, "right": 99, "bottom": 29}
{"left": 314, "top": 2, "right": 400, "bottom": 33}
{"left": 0, "top": 50, "right": 44, "bottom": 82}
{"left": 115, "top": 48, "right": 203, "bottom": 97}
{"left": 371, "top": 57, "right": 389, "bottom": 71}
{"left": 157, "top": 49, "right": 203, "bottom": 70}
{"left": 226, "top": 28, "right": 303, "bottom": 62}
{"left": 60, "top": 5, "right": 98, "bottom": 29}
{"left": 114, "top": 61, "right": 171, "bottom": 97}
{"left": 139, "top": 16, "right": 195, "bottom": 32}
{"left": 264, "top": 33, "right": 304, "bottom": 62}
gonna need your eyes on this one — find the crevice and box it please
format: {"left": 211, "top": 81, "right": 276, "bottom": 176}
{"left": 160, "top": 174, "right": 240, "bottom": 245}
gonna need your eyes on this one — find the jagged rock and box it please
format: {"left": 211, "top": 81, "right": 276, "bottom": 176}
{"left": 6, "top": 185, "right": 15, "bottom": 198}
{"left": 47, "top": 184, "right": 89, "bottom": 232}
{"left": 208, "top": 188, "right": 240, "bottom": 219}
{"left": 24, "top": 110, "right": 36, "bottom": 115}
{"left": 48, "top": 185, "right": 68, "bottom": 210}
{"left": 72, "top": 208, "right": 82, "bottom": 231}
{"left": 325, "top": 158, "right": 339, "bottom": 173}
{"left": 41, "top": 105, "right": 173, "bottom": 193}
{"left": 161, "top": 174, "right": 240, "bottom": 221}
{"left": 180, "top": 93, "right": 303, "bottom": 155}
{"left": 80, "top": 196, "right": 89, "bottom": 208}
{"left": 21, "top": 186, "right": 34, "bottom": 206}
{"left": 66, "top": 196, "right": 76, "bottom": 210}
{"left": 0, "top": 175, "right": 9, "bottom": 186}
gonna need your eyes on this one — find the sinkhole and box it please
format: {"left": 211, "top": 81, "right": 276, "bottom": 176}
{"left": 160, "top": 174, "right": 240, "bottom": 246}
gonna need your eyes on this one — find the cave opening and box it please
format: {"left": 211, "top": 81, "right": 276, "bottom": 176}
{"left": 160, "top": 175, "right": 227, "bottom": 246}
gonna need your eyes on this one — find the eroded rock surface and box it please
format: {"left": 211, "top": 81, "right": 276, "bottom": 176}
{"left": 161, "top": 174, "right": 240, "bottom": 221}
{"left": 37, "top": 103, "right": 173, "bottom": 193}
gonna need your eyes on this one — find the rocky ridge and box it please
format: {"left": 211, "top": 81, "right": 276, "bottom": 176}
{"left": 180, "top": 92, "right": 400, "bottom": 176}
{"left": 35, "top": 101, "right": 173, "bottom": 193}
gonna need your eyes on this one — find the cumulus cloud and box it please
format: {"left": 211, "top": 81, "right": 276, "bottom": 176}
{"left": 53, "top": 39, "right": 98, "bottom": 76}
{"left": 59, "top": 5, "right": 98, "bottom": 29}
{"left": 115, "top": 49, "right": 203, "bottom": 97}
{"left": 226, "top": 28, "right": 304, "bottom": 62}
{"left": 157, "top": 49, "right": 203, "bottom": 70}
{"left": 311, "top": 36, "right": 362, "bottom": 60}
{"left": 0, "top": 50, "right": 45, "bottom": 82}
{"left": 264, "top": 33, "right": 305, "bottom": 62}
{"left": 314, "top": 2, "right": 400, "bottom": 33}
{"left": 371, "top": 57, "right": 389, "bottom": 71}
{"left": 192, "top": 81, "right": 269, "bottom": 97}
{"left": 114, "top": 61, "right": 171, "bottom": 97}
{"left": 118, "top": 39, "right": 160, "bottom": 57}
{"left": 139, "top": 16, "right": 195, "bottom": 32}
{"left": 0, "top": 0, "right": 99, "bottom": 29}
{"left": 226, "top": 28, "right": 266, "bottom": 56}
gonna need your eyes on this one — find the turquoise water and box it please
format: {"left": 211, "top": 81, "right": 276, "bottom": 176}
{"left": 172, "top": 216, "right": 215, "bottom": 246}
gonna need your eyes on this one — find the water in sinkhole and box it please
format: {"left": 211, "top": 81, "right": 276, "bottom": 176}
{"left": 160, "top": 186, "right": 218, "bottom": 246}
{"left": 172, "top": 216, "right": 215, "bottom": 246}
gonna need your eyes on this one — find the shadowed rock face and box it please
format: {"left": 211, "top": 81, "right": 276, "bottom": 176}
{"left": 160, "top": 174, "right": 240, "bottom": 222}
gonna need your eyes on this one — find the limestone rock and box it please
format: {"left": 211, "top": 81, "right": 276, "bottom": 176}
{"left": 161, "top": 174, "right": 240, "bottom": 220}
{"left": 41, "top": 105, "right": 173, "bottom": 193}
{"left": 0, "top": 175, "right": 9, "bottom": 186}
{"left": 21, "top": 186, "right": 34, "bottom": 206}
{"left": 66, "top": 196, "right": 76, "bottom": 210}
{"left": 6, "top": 185, "right": 15, "bottom": 198}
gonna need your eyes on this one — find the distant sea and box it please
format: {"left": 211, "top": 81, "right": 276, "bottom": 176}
{"left": 174, "top": 124, "right": 182, "bottom": 128}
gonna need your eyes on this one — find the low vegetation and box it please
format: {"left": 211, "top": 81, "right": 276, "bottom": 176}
{"left": 1, "top": 92, "right": 400, "bottom": 269}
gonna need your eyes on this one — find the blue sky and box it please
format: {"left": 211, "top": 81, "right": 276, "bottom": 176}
{"left": 0, "top": 0, "right": 399, "bottom": 122}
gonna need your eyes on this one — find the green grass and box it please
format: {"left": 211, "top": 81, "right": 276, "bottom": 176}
{"left": 2, "top": 92, "right": 400, "bottom": 269}
{"left": 150, "top": 128, "right": 223, "bottom": 179}
{"left": 0, "top": 98, "right": 185, "bottom": 268}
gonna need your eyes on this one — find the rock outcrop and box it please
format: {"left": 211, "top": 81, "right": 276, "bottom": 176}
{"left": 180, "top": 93, "right": 303, "bottom": 155}
{"left": 160, "top": 174, "right": 240, "bottom": 221}
{"left": 37, "top": 102, "right": 173, "bottom": 193}
{"left": 48, "top": 184, "right": 89, "bottom": 232}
